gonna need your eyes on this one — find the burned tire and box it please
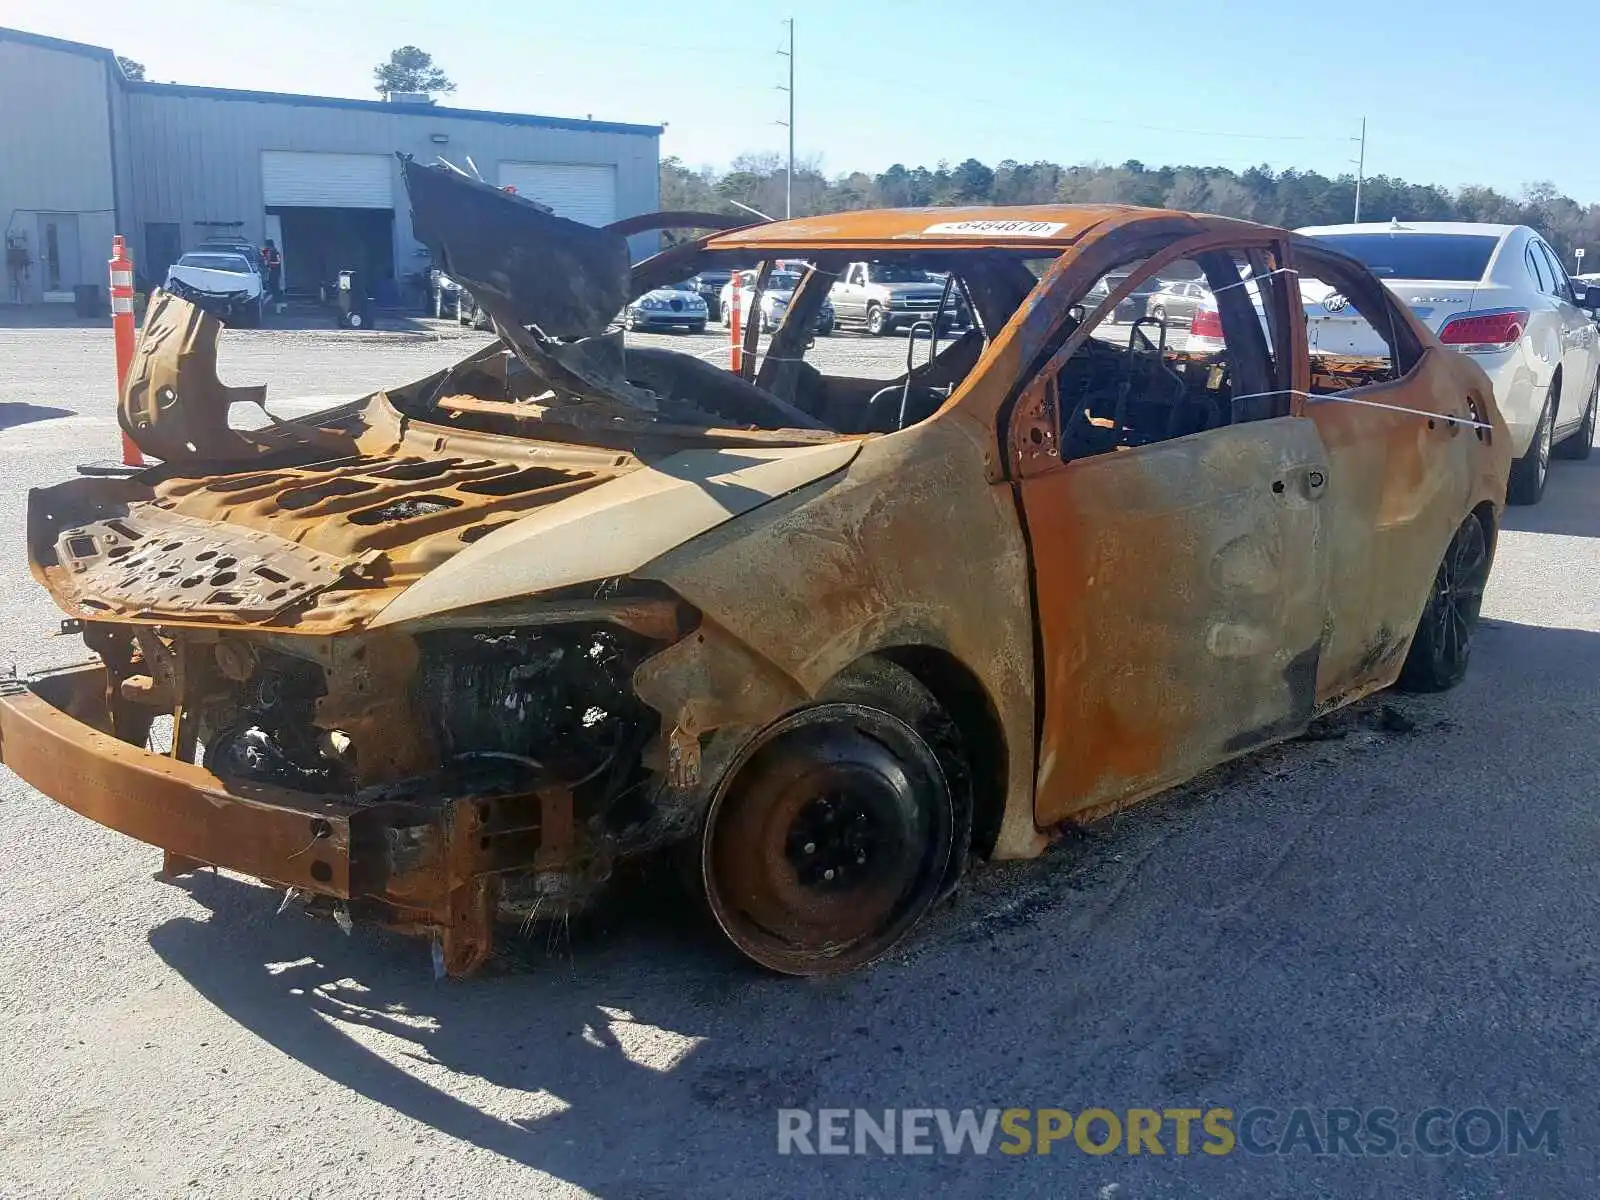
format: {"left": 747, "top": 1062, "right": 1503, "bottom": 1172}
{"left": 1508, "top": 392, "right": 1554, "bottom": 505}
{"left": 1395, "top": 512, "right": 1491, "bottom": 693}
{"left": 1554, "top": 374, "right": 1597, "bottom": 460}
{"left": 700, "top": 655, "right": 970, "bottom": 975}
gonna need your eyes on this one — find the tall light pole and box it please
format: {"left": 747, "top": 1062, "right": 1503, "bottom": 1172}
{"left": 1353, "top": 116, "right": 1367, "bottom": 223}
{"left": 778, "top": 18, "right": 794, "bottom": 218}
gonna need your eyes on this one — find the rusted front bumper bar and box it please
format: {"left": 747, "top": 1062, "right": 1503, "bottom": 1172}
{"left": 0, "top": 665, "right": 562, "bottom": 975}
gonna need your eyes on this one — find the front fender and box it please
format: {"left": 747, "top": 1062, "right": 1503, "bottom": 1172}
{"left": 634, "top": 414, "right": 1045, "bottom": 859}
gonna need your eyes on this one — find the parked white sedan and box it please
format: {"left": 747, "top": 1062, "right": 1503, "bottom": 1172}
{"left": 1296, "top": 222, "right": 1600, "bottom": 504}
{"left": 164, "top": 251, "right": 265, "bottom": 327}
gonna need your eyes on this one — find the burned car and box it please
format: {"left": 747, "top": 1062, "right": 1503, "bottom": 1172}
{"left": 0, "top": 173, "right": 1511, "bottom": 978}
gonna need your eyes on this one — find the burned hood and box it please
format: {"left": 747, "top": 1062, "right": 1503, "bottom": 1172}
{"left": 30, "top": 434, "right": 858, "bottom": 633}
{"left": 402, "top": 155, "right": 631, "bottom": 340}
{"left": 369, "top": 441, "right": 860, "bottom": 628}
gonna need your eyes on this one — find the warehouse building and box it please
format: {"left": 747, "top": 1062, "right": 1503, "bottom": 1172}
{"left": 1, "top": 26, "right": 661, "bottom": 306}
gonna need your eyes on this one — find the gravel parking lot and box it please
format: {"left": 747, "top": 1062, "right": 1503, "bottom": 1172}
{"left": 1, "top": 323, "right": 1596, "bottom": 1199}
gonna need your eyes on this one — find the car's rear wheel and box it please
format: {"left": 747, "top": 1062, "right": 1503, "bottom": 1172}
{"left": 1554, "top": 373, "right": 1597, "bottom": 460}
{"left": 1507, "top": 393, "right": 1554, "bottom": 505}
{"left": 700, "top": 656, "right": 968, "bottom": 975}
{"left": 1150, "top": 304, "right": 1167, "bottom": 324}
{"left": 1395, "top": 512, "right": 1491, "bottom": 693}
{"left": 865, "top": 304, "right": 888, "bottom": 337}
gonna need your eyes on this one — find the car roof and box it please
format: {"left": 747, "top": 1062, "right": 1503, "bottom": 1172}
{"left": 1296, "top": 221, "right": 1523, "bottom": 240}
{"left": 705, "top": 204, "right": 1256, "bottom": 252}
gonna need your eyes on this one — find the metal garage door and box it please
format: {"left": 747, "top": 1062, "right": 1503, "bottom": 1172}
{"left": 497, "top": 162, "right": 617, "bottom": 226}
{"left": 261, "top": 151, "right": 394, "bottom": 208}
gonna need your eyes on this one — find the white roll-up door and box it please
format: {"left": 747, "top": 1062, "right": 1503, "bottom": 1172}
{"left": 261, "top": 151, "right": 394, "bottom": 208}
{"left": 497, "top": 162, "right": 617, "bottom": 226}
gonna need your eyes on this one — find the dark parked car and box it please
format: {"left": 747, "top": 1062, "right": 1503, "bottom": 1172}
{"left": 692, "top": 269, "right": 732, "bottom": 321}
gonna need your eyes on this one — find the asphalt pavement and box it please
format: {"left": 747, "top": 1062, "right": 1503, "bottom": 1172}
{"left": 0, "top": 322, "right": 1594, "bottom": 1199}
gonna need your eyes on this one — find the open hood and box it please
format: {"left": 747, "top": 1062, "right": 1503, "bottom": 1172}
{"left": 402, "top": 155, "right": 631, "bottom": 340}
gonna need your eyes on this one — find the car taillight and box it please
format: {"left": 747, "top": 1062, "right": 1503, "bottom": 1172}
{"left": 1438, "top": 309, "right": 1527, "bottom": 349}
{"left": 1191, "top": 307, "right": 1224, "bottom": 339}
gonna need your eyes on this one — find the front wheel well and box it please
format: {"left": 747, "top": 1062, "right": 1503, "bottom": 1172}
{"left": 1471, "top": 499, "right": 1498, "bottom": 558}
{"left": 874, "top": 645, "right": 1009, "bottom": 860}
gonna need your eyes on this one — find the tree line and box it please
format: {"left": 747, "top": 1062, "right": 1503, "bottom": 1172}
{"left": 663, "top": 153, "right": 1600, "bottom": 266}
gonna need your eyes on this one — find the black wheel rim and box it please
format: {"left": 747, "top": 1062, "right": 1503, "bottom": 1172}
{"left": 703, "top": 704, "right": 953, "bottom": 975}
{"left": 1427, "top": 517, "right": 1489, "bottom": 671}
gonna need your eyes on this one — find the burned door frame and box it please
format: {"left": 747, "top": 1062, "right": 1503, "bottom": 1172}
{"left": 1289, "top": 239, "right": 1494, "bottom": 703}
{"left": 1002, "top": 229, "right": 1333, "bottom": 826}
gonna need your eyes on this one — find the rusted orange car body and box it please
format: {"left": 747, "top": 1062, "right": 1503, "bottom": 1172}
{"left": 0, "top": 181, "right": 1511, "bottom": 975}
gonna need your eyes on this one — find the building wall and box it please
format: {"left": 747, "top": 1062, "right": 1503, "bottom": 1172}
{"left": 0, "top": 38, "right": 119, "bottom": 303}
{"left": 123, "top": 88, "right": 661, "bottom": 286}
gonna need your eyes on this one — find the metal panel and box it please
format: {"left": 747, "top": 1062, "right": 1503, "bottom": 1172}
{"left": 497, "top": 161, "right": 617, "bottom": 226}
{"left": 0, "top": 39, "right": 118, "bottom": 303}
{"left": 262, "top": 150, "right": 393, "bottom": 208}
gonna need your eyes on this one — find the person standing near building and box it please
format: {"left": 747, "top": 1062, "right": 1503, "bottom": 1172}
{"left": 261, "top": 240, "right": 282, "bottom": 300}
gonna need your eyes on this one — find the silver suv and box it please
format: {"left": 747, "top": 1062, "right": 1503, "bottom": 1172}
{"left": 830, "top": 260, "right": 968, "bottom": 336}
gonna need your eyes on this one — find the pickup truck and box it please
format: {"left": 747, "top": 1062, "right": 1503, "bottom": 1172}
{"left": 829, "top": 260, "right": 968, "bottom": 336}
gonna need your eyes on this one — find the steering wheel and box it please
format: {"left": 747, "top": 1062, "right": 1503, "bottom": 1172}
{"left": 865, "top": 383, "right": 945, "bottom": 432}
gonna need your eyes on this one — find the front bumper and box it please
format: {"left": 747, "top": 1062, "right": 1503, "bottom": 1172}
{"left": 631, "top": 309, "right": 706, "bottom": 328}
{"left": 0, "top": 664, "right": 569, "bottom": 975}
{"left": 166, "top": 282, "right": 257, "bottom": 320}
{"left": 886, "top": 309, "right": 967, "bottom": 330}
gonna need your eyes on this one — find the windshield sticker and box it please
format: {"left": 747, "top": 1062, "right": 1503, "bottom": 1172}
{"left": 921, "top": 219, "right": 1067, "bottom": 238}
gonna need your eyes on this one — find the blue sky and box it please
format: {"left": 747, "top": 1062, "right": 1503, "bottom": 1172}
{"left": 12, "top": 0, "right": 1595, "bottom": 202}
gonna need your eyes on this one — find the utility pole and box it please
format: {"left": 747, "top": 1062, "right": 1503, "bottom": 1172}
{"left": 777, "top": 18, "right": 794, "bottom": 219}
{"left": 1353, "top": 116, "right": 1367, "bottom": 223}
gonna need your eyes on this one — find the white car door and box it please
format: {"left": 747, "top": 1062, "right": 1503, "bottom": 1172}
{"left": 831, "top": 263, "right": 867, "bottom": 321}
{"left": 1519, "top": 241, "right": 1567, "bottom": 411}
{"left": 1535, "top": 240, "right": 1598, "bottom": 434}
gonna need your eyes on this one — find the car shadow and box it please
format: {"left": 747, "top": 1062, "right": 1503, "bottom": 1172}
{"left": 143, "top": 624, "right": 1600, "bottom": 1197}
{"left": 0, "top": 402, "right": 76, "bottom": 430}
{"left": 147, "top": 862, "right": 822, "bottom": 1196}
{"left": 1502, "top": 455, "right": 1600, "bottom": 537}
